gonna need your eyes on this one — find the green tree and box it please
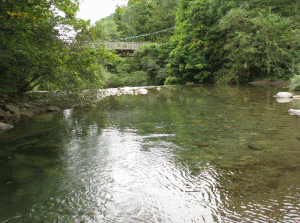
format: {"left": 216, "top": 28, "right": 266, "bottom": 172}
{"left": 165, "top": 0, "right": 300, "bottom": 84}
{"left": 112, "top": 0, "right": 178, "bottom": 42}
{"left": 0, "top": 0, "right": 107, "bottom": 95}
{"left": 165, "top": 0, "right": 232, "bottom": 85}
{"left": 219, "top": 2, "right": 300, "bottom": 82}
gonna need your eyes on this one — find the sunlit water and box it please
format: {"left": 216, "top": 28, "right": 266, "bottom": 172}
{"left": 1, "top": 85, "right": 300, "bottom": 222}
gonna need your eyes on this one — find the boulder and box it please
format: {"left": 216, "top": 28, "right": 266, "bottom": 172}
{"left": 0, "top": 122, "right": 14, "bottom": 132}
{"left": 275, "top": 92, "right": 293, "bottom": 98}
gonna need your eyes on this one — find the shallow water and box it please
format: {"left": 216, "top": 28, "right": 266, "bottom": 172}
{"left": 0, "top": 85, "right": 300, "bottom": 222}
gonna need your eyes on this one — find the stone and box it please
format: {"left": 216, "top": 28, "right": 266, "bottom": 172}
{"left": 276, "top": 97, "right": 292, "bottom": 103}
{"left": 288, "top": 109, "right": 300, "bottom": 116}
{"left": 47, "top": 106, "right": 60, "bottom": 112}
{"left": 136, "top": 88, "right": 148, "bottom": 95}
{"left": 118, "top": 87, "right": 132, "bottom": 92}
{"left": 5, "top": 104, "right": 20, "bottom": 115}
{"left": 0, "top": 108, "right": 5, "bottom": 119}
{"left": 4, "top": 112, "right": 20, "bottom": 124}
{"left": 0, "top": 122, "right": 14, "bottom": 132}
{"left": 275, "top": 92, "right": 293, "bottom": 98}
{"left": 20, "top": 111, "right": 34, "bottom": 118}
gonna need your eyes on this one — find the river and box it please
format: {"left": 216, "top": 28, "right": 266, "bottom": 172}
{"left": 0, "top": 85, "right": 300, "bottom": 222}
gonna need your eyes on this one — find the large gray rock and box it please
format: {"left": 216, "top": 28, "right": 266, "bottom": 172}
{"left": 0, "top": 122, "right": 14, "bottom": 132}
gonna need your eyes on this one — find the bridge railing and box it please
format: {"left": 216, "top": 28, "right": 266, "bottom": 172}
{"left": 86, "top": 41, "right": 149, "bottom": 50}
{"left": 104, "top": 42, "right": 148, "bottom": 50}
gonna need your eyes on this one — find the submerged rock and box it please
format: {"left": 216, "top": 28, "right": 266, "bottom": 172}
{"left": 0, "top": 122, "right": 14, "bottom": 132}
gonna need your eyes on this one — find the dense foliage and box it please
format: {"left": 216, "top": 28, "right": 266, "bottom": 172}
{"left": 2, "top": 0, "right": 300, "bottom": 97}
{"left": 0, "top": 0, "right": 115, "bottom": 95}
{"left": 166, "top": 0, "right": 300, "bottom": 85}
{"left": 112, "top": 0, "right": 178, "bottom": 42}
{"left": 81, "top": 0, "right": 179, "bottom": 88}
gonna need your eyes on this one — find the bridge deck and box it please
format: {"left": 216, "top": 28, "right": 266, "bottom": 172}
{"left": 88, "top": 42, "right": 148, "bottom": 51}
{"left": 104, "top": 42, "right": 148, "bottom": 50}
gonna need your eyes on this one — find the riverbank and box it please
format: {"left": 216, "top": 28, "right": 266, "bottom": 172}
{"left": 0, "top": 82, "right": 292, "bottom": 133}
{"left": 248, "top": 80, "right": 290, "bottom": 87}
{"left": 0, "top": 90, "right": 102, "bottom": 132}
{"left": 0, "top": 87, "right": 152, "bottom": 133}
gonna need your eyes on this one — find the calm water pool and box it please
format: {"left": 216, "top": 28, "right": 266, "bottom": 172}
{"left": 0, "top": 85, "right": 300, "bottom": 222}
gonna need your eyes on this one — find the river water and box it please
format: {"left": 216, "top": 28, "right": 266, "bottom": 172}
{"left": 0, "top": 85, "right": 300, "bottom": 222}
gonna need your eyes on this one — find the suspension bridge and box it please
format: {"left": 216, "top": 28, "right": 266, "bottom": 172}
{"left": 89, "top": 42, "right": 149, "bottom": 57}
{"left": 86, "top": 27, "right": 175, "bottom": 57}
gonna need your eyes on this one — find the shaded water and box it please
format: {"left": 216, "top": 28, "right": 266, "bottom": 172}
{"left": 1, "top": 85, "right": 300, "bottom": 222}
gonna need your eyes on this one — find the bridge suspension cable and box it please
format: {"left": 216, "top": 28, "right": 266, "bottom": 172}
{"left": 110, "top": 27, "right": 175, "bottom": 42}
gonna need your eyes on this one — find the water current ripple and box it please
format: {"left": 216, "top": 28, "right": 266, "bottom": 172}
{"left": 2, "top": 85, "right": 300, "bottom": 222}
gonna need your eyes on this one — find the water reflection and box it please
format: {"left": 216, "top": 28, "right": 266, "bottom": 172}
{"left": 0, "top": 85, "right": 300, "bottom": 222}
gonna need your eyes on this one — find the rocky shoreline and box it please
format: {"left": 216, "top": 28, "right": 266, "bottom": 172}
{"left": 0, "top": 87, "right": 153, "bottom": 133}
{"left": 0, "top": 97, "right": 81, "bottom": 133}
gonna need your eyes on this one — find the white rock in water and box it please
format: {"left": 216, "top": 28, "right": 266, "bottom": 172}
{"left": 136, "top": 88, "right": 148, "bottom": 94}
{"left": 124, "top": 90, "right": 134, "bottom": 95}
{"left": 118, "top": 87, "right": 132, "bottom": 92}
{"left": 0, "top": 122, "right": 14, "bottom": 132}
{"left": 275, "top": 92, "right": 293, "bottom": 98}
{"left": 276, "top": 97, "right": 292, "bottom": 103}
{"left": 288, "top": 109, "right": 300, "bottom": 116}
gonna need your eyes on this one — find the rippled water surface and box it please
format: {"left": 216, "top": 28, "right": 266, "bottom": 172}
{"left": 1, "top": 85, "right": 300, "bottom": 222}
